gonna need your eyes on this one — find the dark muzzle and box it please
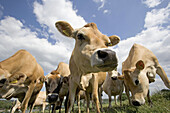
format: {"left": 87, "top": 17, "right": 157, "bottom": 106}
{"left": 46, "top": 93, "right": 59, "bottom": 103}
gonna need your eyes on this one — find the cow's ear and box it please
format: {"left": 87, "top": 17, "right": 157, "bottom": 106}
{"left": 9, "top": 73, "right": 27, "bottom": 84}
{"left": 117, "top": 75, "right": 124, "bottom": 80}
{"left": 136, "top": 60, "right": 145, "bottom": 70}
{"left": 51, "top": 70, "right": 59, "bottom": 75}
{"left": 55, "top": 21, "right": 74, "bottom": 37}
{"left": 123, "top": 70, "right": 133, "bottom": 79}
{"left": 0, "top": 78, "right": 6, "bottom": 88}
{"left": 108, "top": 35, "right": 120, "bottom": 46}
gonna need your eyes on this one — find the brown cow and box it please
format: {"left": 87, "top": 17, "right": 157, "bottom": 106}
{"left": 0, "top": 50, "right": 45, "bottom": 113}
{"left": 103, "top": 70, "right": 124, "bottom": 109}
{"left": 11, "top": 91, "right": 48, "bottom": 113}
{"left": 55, "top": 21, "right": 120, "bottom": 113}
{"left": 119, "top": 44, "right": 170, "bottom": 106}
{"left": 83, "top": 72, "right": 106, "bottom": 113}
{"left": 45, "top": 62, "right": 70, "bottom": 113}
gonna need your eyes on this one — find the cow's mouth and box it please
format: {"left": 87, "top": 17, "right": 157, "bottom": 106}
{"left": 95, "top": 63, "right": 118, "bottom": 71}
{"left": 96, "top": 63, "right": 117, "bottom": 68}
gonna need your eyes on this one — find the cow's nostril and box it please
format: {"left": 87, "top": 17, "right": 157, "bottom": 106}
{"left": 132, "top": 100, "right": 141, "bottom": 106}
{"left": 111, "top": 77, "right": 117, "bottom": 80}
{"left": 135, "top": 79, "right": 139, "bottom": 85}
{"left": 97, "top": 50, "right": 108, "bottom": 59}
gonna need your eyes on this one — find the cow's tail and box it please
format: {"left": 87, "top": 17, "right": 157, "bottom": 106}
{"left": 156, "top": 65, "right": 170, "bottom": 89}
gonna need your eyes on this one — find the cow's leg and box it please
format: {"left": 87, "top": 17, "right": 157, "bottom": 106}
{"left": 49, "top": 104, "right": 51, "bottom": 113}
{"left": 77, "top": 91, "right": 81, "bottom": 113}
{"left": 59, "top": 97, "right": 64, "bottom": 113}
{"left": 92, "top": 74, "right": 100, "bottom": 113}
{"left": 21, "top": 82, "right": 36, "bottom": 113}
{"left": 98, "top": 87, "right": 103, "bottom": 112}
{"left": 64, "top": 92, "right": 69, "bottom": 113}
{"left": 119, "top": 93, "right": 122, "bottom": 106}
{"left": 52, "top": 104, "right": 56, "bottom": 113}
{"left": 108, "top": 95, "right": 112, "bottom": 109}
{"left": 114, "top": 96, "right": 117, "bottom": 105}
{"left": 125, "top": 85, "right": 132, "bottom": 105}
{"left": 29, "top": 92, "right": 40, "bottom": 113}
{"left": 10, "top": 99, "right": 21, "bottom": 113}
{"left": 147, "top": 90, "right": 153, "bottom": 107}
{"left": 67, "top": 81, "right": 78, "bottom": 113}
{"left": 42, "top": 102, "right": 46, "bottom": 113}
{"left": 85, "top": 91, "right": 90, "bottom": 113}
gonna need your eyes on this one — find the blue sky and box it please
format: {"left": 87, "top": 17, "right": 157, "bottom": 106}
{"left": 0, "top": 0, "right": 169, "bottom": 94}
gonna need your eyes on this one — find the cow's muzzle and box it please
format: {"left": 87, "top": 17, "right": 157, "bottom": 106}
{"left": 91, "top": 48, "right": 118, "bottom": 71}
{"left": 132, "top": 100, "right": 141, "bottom": 106}
{"left": 46, "top": 93, "right": 59, "bottom": 103}
{"left": 111, "top": 76, "right": 117, "bottom": 80}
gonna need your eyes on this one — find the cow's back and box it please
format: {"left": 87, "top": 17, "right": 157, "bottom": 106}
{"left": 0, "top": 50, "right": 37, "bottom": 77}
{"left": 122, "top": 44, "right": 158, "bottom": 71}
{"left": 56, "top": 62, "right": 70, "bottom": 77}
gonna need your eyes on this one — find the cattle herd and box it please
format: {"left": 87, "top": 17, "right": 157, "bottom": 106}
{"left": 0, "top": 21, "right": 169, "bottom": 113}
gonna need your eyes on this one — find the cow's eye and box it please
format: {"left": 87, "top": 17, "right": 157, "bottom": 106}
{"left": 106, "top": 42, "right": 112, "bottom": 46}
{"left": 77, "top": 34, "right": 85, "bottom": 41}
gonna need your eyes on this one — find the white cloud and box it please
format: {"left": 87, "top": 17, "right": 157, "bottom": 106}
{"left": 0, "top": 16, "right": 71, "bottom": 73}
{"left": 103, "top": 9, "right": 111, "bottom": 14}
{"left": 93, "top": 0, "right": 106, "bottom": 10}
{"left": 33, "top": 0, "right": 86, "bottom": 50}
{"left": 142, "top": 0, "right": 163, "bottom": 8}
{"left": 103, "top": 9, "right": 108, "bottom": 14}
{"left": 0, "top": 0, "right": 88, "bottom": 74}
{"left": 92, "top": 14, "right": 96, "bottom": 18}
{"left": 115, "top": 3, "right": 170, "bottom": 92}
{"left": 144, "top": 4, "right": 170, "bottom": 28}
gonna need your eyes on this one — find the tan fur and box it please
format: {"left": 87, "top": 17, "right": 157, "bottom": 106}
{"left": 103, "top": 70, "right": 124, "bottom": 108}
{"left": 122, "top": 44, "right": 170, "bottom": 106}
{"left": 45, "top": 62, "right": 70, "bottom": 113}
{"left": 11, "top": 91, "right": 47, "bottom": 113}
{"left": 56, "top": 21, "right": 120, "bottom": 113}
{"left": 0, "top": 50, "right": 45, "bottom": 113}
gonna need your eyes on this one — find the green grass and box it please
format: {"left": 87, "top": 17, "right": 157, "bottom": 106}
{"left": 0, "top": 89, "right": 170, "bottom": 113}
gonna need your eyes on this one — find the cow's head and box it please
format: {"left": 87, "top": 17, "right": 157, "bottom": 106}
{"left": 45, "top": 72, "right": 61, "bottom": 95}
{"left": 45, "top": 72, "right": 68, "bottom": 104}
{"left": 0, "top": 72, "right": 27, "bottom": 99}
{"left": 120, "top": 60, "right": 152, "bottom": 106}
{"left": 108, "top": 70, "right": 120, "bottom": 80}
{"left": 55, "top": 21, "right": 120, "bottom": 74}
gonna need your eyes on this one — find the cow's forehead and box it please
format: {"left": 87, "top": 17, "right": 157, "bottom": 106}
{"left": 77, "top": 27, "right": 92, "bottom": 35}
{"left": 76, "top": 27, "right": 111, "bottom": 43}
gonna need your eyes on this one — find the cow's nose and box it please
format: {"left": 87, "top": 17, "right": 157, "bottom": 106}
{"left": 135, "top": 79, "right": 139, "bottom": 85}
{"left": 97, "top": 50, "right": 108, "bottom": 59}
{"left": 47, "top": 93, "right": 59, "bottom": 103}
{"left": 97, "top": 50, "right": 117, "bottom": 61}
{"left": 132, "top": 100, "right": 141, "bottom": 106}
{"left": 111, "top": 77, "right": 117, "bottom": 80}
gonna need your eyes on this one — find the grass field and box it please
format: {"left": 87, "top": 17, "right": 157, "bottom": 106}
{"left": 0, "top": 89, "right": 169, "bottom": 113}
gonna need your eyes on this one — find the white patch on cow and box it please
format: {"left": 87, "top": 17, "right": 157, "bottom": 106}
{"left": 58, "top": 74, "right": 61, "bottom": 77}
{"left": 79, "top": 73, "right": 93, "bottom": 90}
{"left": 110, "top": 70, "right": 118, "bottom": 78}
